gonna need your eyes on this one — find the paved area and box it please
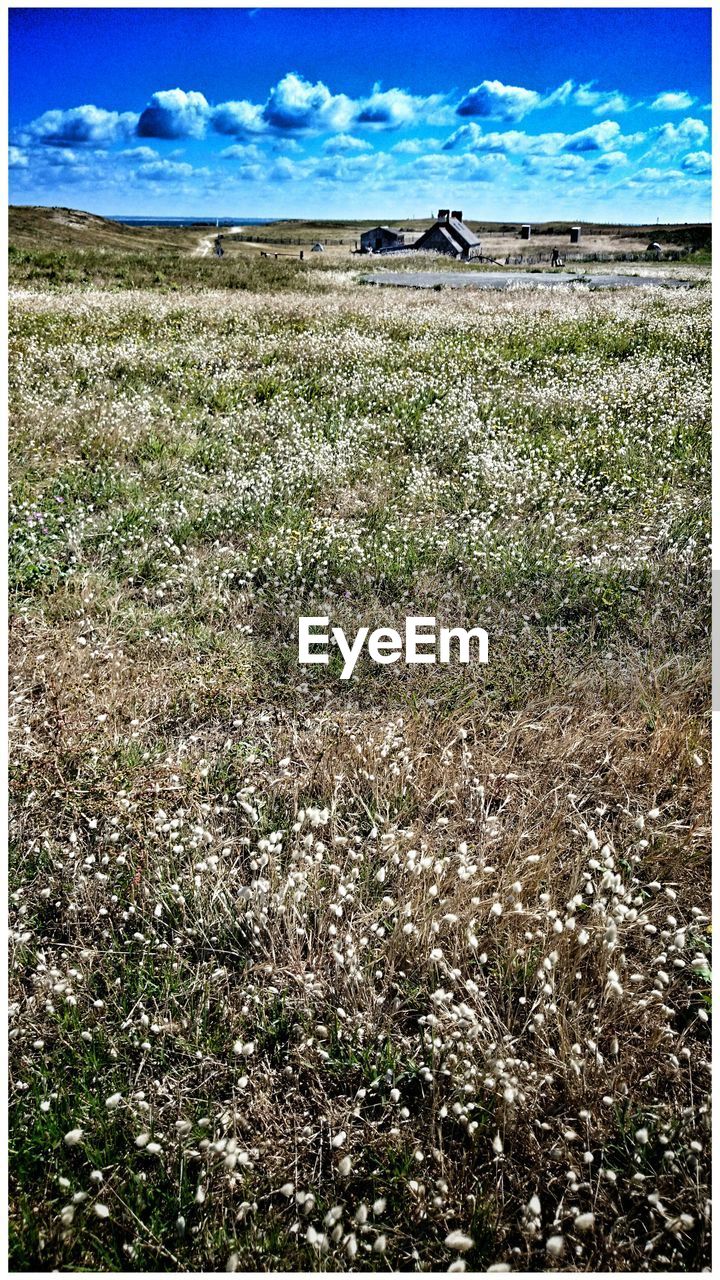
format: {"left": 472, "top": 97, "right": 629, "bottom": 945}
{"left": 362, "top": 269, "right": 691, "bottom": 291}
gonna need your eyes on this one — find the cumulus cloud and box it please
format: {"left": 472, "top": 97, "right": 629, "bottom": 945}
{"left": 650, "top": 91, "right": 695, "bottom": 112}
{"left": 136, "top": 158, "right": 195, "bottom": 180}
{"left": 392, "top": 138, "right": 424, "bottom": 155}
{"left": 573, "top": 83, "right": 629, "bottom": 116}
{"left": 44, "top": 148, "right": 84, "bottom": 167}
{"left": 23, "top": 104, "right": 138, "bottom": 147}
{"left": 315, "top": 151, "right": 387, "bottom": 184}
{"left": 443, "top": 123, "right": 548, "bottom": 155}
{"left": 651, "top": 116, "right": 709, "bottom": 153}
{"left": 592, "top": 150, "right": 629, "bottom": 172}
{"left": 137, "top": 89, "right": 211, "bottom": 139}
{"left": 11, "top": 68, "right": 711, "bottom": 217}
{"left": 356, "top": 85, "right": 444, "bottom": 128}
{"left": 682, "top": 150, "right": 711, "bottom": 174}
{"left": 522, "top": 152, "right": 586, "bottom": 175}
{"left": 9, "top": 145, "right": 28, "bottom": 169}
{"left": 456, "top": 79, "right": 541, "bottom": 121}
{"left": 451, "top": 77, "right": 700, "bottom": 124}
{"left": 542, "top": 80, "right": 575, "bottom": 109}
{"left": 562, "top": 120, "right": 627, "bottom": 153}
{"left": 268, "top": 156, "right": 305, "bottom": 181}
{"left": 120, "top": 145, "right": 160, "bottom": 161}
{"left": 624, "top": 165, "right": 703, "bottom": 191}
{"left": 444, "top": 120, "right": 640, "bottom": 159}
{"left": 322, "top": 133, "right": 371, "bottom": 155}
{"left": 211, "top": 76, "right": 443, "bottom": 136}
{"left": 407, "top": 150, "right": 510, "bottom": 184}
{"left": 453, "top": 77, "right": 618, "bottom": 122}
{"left": 220, "top": 142, "right": 264, "bottom": 162}
{"left": 262, "top": 73, "right": 354, "bottom": 131}
{"left": 212, "top": 99, "right": 266, "bottom": 136}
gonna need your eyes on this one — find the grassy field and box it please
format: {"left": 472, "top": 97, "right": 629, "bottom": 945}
{"left": 225, "top": 217, "right": 710, "bottom": 266}
{"left": 9, "top": 210, "right": 711, "bottom": 1272}
{"left": 9, "top": 206, "right": 712, "bottom": 282}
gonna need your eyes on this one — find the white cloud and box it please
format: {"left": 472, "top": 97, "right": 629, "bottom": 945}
{"left": 356, "top": 85, "right": 446, "bottom": 129}
{"left": 9, "top": 145, "right": 28, "bottom": 169}
{"left": 573, "top": 83, "right": 629, "bottom": 116}
{"left": 523, "top": 152, "right": 586, "bottom": 175}
{"left": 562, "top": 120, "right": 629, "bottom": 153}
{"left": 682, "top": 150, "right": 711, "bottom": 174}
{"left": 268, "top": 156, "right": 306, "bottom": 181}
{"left": 44, "top": 148, "right": 83, "bottom": 168}
{"left": 443, "top": 123, "right": 551, "bottom": 155}
{"left": 391, "top": 138, "right": 423, "bottom": 155}
{"left": 322, "top": 133, "right": 371, "bottom": 155}
{"left": 137, "top": 89, "right": 210, "bottom": 139}
{"left": 136, "top": 158, "right": 195, "bottom": 180}
{"left": 315, "top": 151, "right": 391, "bottom": 184}
{"left": 624, "top": 165, "right": 706, "bottom": 192}
{"left": 212, "top": 99, "right": 266, "bottom": 136}
{"left": 456, "top": 79, "right": 541, "bottom": 122}
{"left": 452, "top": 77, "right": 630, "bottom": 123}
{"left": 24, "top": 104, "right": 138, "bottom": 147}
{"left": 220, "top": 142, "right": 264, "bottom": 162}
{"left": 407, "top": 150, "right": 510, "bottom": 184}
{"left": 120, "top": 145, "right": 159, "bottom": 161}
{"left": 262, "top": 73, "right": 354, "bottom": 132}
{"left": 592, "top": 150, "right": 629, "bottom": 172}
{"left": 651, "top": 116, "right": 709, "bottom": 153}
{"left": 649, "top": 91, "right": 695, "bottom": 112}
{"left": 444, "top": 119, "right": 642, "bottom": 159}
{"left": 542, "top": 80, "right": 575, "bottom": 109}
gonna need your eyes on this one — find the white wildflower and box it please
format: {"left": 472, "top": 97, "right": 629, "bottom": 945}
{"left": 445, "top": 1230, "right": 474, "bottom": 1252}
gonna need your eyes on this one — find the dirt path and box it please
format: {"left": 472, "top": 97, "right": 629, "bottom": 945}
{"left": 193, "top": 225, "right": 245, "bottom": 257}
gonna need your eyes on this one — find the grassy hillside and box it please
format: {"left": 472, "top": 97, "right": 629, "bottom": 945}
{"left": 9, "top": 206, "right": 310, "bottom": 291}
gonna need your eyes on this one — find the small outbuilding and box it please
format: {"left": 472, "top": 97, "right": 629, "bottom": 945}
{"left": 520, "top": 224, "right": 531, "bottom": 240}
{"left": 570, "top": 226, "right": 582, "bottom": 244}
{"left": 360, "top": 226, "right": 406, "bottom": 254}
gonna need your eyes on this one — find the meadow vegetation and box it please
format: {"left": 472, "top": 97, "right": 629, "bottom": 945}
{"left": 8, "top": 220, "right": 711, "bottom": 1272}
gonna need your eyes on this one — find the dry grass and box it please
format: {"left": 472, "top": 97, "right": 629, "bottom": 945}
{"left": 8, "top": 238, "right": 711, "bottom": 1271}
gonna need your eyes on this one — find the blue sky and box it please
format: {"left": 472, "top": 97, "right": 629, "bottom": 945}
{"left": 9, "top": 7, "right": 712, "bottom": 221}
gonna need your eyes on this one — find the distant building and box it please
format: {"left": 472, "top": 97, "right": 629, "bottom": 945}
{"left": 413, "top": 210, "right": 481, "bottom": 260}
{"left": 360, "top": 226, "right": 406, "bottom": 253}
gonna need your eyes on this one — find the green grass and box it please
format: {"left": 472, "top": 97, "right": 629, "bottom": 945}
{"left": 8, "top": 228, "right": 711, "bottom": 1271}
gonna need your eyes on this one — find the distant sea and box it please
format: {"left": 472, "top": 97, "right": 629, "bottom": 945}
{"left": 111, "top": 216, "right": 275, "bottom": 228}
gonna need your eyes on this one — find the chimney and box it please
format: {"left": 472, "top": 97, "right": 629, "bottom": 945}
{"left": 451, "top": 209, "right": 463, "bottom": 222}
{"left": 438, "top": 208, "right": 450, "bottom": 222}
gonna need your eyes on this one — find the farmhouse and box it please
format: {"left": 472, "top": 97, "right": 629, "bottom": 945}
{"left": 360, "top": 225, "right": 406, "bottom": 253}
{"left": 413, "top": 209, "right": 481, "bottom": 260}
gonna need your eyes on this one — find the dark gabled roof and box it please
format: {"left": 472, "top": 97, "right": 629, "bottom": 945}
{"left": 413, "top": 217, "right": 479, "bottom": 253}
{"left": 413, "top": 224, "right": 459, "bottom": 253}
{"left": 362, "top": 225, "right": 404, "bottom": 236}
{"left": 446, "top": 217, "right": 480, "bottom": 249}
{"left": 433, "top": 224, "right": 463, "bottom": 252}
